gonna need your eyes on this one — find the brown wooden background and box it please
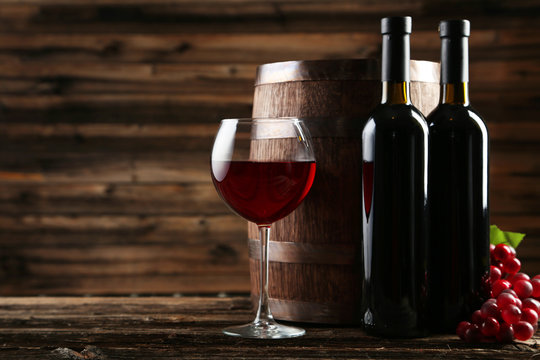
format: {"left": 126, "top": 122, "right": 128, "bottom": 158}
{"left": 0, "top": 0, "right": 538, "bottom": 295}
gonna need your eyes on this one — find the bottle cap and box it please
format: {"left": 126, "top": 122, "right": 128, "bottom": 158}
{"left": 439, "top": 19, "right": 470, "bottom": 37}
{"left": 381, "top": 16, "right": 412, "bottom": 35}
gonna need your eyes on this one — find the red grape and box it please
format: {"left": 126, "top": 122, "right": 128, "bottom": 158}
{"left": 514, "top": 280, "right": 533, "bottom": 299}
{"left": 521, "top": 308, "right": 538, "bottom": 326}
{"left": 471, "top": 309, "right": 484, "bottom": 325}
{"left": 531, "top": 279, "right": 540, "bottom": 298}
{"left": 464, "top": 324, "right": 482, "bottom": 342}
{"left": 490, "top": 244, "right": 496, "bottom": 263}
{"left": 533, "top": 274, "right": 540, "bottom": 281}
{"left": 509, "top": 245, "right": 517, "bottom": 258}
{"left": 501, "top": 289, "right": 518, "bottom": 298}
{"left": 514, "top": 321, "right": 534, "bottom": 341}
{"left": 503, "top": 257, "right": 521, "bottom": 275}
{"left": 480, "top": 301, "right": 500, "bottom": 319}
{"left": 501, "top": 305, "right": 522, "bottom": 324}
{"left": 507, "top": 272, "right": 530, "bottom": 285}
{"left": 494, "top": 244, "right": 514, "bottom": 262}
{"left": 456, "top": 321, "right": 472, "bottom": 340}
{"left": 481, "top": 317, "right": 500, "bottom": 337}
{"left": 492, "top": 261, "right": 505, "bottom": 274}
{"left": 492, "top": 280, "right": 512, "bottom": 298}
{"left": 496, "top": 323, "right": 514, "bottom": 342}
{"left": 516, "top": 297, "right": 523, "bottom": 309}
{"left": 522, "top": 298, "right": 540, "bottom": 314}
{"left": 490, "top": 266, "right": 502, "bottom": 283}
{"left": 497, "top": 293, "right": 518, "bottom": 309}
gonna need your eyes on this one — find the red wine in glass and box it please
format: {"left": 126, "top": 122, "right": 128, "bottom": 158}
{"left": 212, "top": 161, "right": 316, "bottom": 225}
{"left": 210, "top": 118, "right": 316, "bottom": 339}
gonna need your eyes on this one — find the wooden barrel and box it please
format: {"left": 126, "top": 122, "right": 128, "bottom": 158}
{"left": 249, "top": 59, "right": 440, "bottom": 324}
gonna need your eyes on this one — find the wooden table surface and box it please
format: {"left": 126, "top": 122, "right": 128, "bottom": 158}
{"left": 0, "top": 296, "right": 538, "bottom": 359}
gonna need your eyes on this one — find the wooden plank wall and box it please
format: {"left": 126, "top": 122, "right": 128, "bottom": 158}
{"left": 0, "top": 0, "right": 538, "bottom": 295}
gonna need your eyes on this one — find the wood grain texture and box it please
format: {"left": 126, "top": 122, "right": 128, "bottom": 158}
{"left": 0, "top": 296, "right": 538, "bottom": 359}
{"left": 0, "top": 0, "right": 538, "bottom": 295}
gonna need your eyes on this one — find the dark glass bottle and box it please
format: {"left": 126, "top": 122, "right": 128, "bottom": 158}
{"left": 427, "top": 20, "right": 490, "bottom": 332}
{"left": 361, "top": 16, "right": 429, "bottom": 338}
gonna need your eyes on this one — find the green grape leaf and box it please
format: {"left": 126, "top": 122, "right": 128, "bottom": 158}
{"left": 490, "top": 225, "right": 526, "bottom": 249}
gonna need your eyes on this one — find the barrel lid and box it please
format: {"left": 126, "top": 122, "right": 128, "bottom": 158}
{"left": 255, "top": 59, "right": 439, "bottom": 85}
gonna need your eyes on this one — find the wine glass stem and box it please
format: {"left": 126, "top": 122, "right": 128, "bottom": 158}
{"left": 255, "top": 225, "right": 274, "bottom": 324}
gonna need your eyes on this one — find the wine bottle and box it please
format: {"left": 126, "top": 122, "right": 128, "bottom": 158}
{"left": 427, "top": 20, "right": 490, "bottom": 332}
{"left": 361, "top": 16, "right": 429, "bottom": 338}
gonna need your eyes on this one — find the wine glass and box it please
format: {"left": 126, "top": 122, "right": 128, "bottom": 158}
{"left": 210, "top": 118, "right": 316, "bottom": 339}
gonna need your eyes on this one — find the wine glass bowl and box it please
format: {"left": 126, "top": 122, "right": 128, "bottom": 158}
{"left": 211, "top": 118, "right": 316, "bottom": 339}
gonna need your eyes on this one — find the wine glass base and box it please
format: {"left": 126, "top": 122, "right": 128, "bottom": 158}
{"left": 223, "top": 320, "right": 305, "bottom": 339}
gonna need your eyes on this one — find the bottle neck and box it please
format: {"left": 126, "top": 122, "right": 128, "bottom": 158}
{"left": 441, "top": 82, "right": 469, "bottom": 105}
{"left": 381, "top": 32, "right": 410, "bottom": 105}
{"left": 382, "top": 81, "right": 411, "bottom": 104}
{"left": 440, "top": 35, "right": 469, "bottom": 105}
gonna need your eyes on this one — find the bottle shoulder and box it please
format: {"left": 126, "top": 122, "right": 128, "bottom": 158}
{"left": 366, "top": 103, "right": 427, "bottom": 130}
{"left": 427, "top": 104, "right": 488, "bottom": 134}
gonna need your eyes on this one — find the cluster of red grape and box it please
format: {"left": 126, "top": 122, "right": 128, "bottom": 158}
{"left": 457, "top": 243, "right": 540, "bottom": 342}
